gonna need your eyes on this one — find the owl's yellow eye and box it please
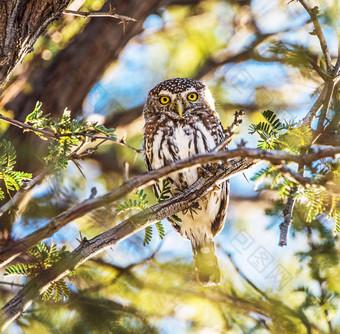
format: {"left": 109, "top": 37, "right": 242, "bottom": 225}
{"left": 187, "top": 93, "right": 198, "bottom": 101}
{"left": 159, "top": 96, "right": 170, "bottom": 105}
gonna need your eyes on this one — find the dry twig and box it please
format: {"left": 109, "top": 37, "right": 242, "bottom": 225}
{"left": 63, "top": 7, "right": 136, "bottom": 22}
{"left": 0, "top": 113, "right": 142, "bottom": 153}
{"left": 0, "top": 171, "right": 48, "bottom": 218}
{"left": 214, "top": 110, "right": 245, "bottom": 151}
{"left": 298, "top": 0, "right": 332, "bottom": 74}
{"left": 279, "top": 186, "right": 298, "bottom": 247}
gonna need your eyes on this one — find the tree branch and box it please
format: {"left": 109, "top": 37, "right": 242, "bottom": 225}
{"left": 333, "top": 34, "right": 340, "bottom": 75}
{"left": 279, "top": 186, "right": 298, "bottom": 246}
{"left": 0, "top": 112, "right": 142, "bottom": 153}
{"left": 0, "top": 170, "right": 48, "bottom": 218}
{"left": 214, "top": 110, "right": 245, "bottom": 151}
{"left": 0, "top": 113, "right": 55, "bottom": 139}
{"left": 63, "top": 8, "right": 136, "bottom": 22}
{"left": 0, "top": 161, "right": 248, "bottom": 330}
{"left": 274, "top": 164, "right": 339, "bottom": 195}
{"left": 301, "top": 82, "right": 327, "bottom": 127}
{"left": 298, "top": 0, "right": 333, "bottom": 74}
{"left": 0, "top": 146, "right": 339, "bottom": 268}
{"left": 316, "top": 79, "right": 336, "bottom": 135}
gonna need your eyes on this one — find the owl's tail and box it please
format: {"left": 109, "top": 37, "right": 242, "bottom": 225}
{"left": 192, "top": 239, "right": 221, "bottom": 286}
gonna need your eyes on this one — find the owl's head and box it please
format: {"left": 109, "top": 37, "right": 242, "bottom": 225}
{"left": 143, "top": 78, "right": 215, "bottom": 119}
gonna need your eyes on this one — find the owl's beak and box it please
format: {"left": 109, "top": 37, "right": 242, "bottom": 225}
{"left": 176, "top": 100, "right": 184, "bottom": 118}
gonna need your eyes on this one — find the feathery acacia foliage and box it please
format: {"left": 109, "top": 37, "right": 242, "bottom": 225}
{"left": 116, "top": 187, "right": 166, "bottom": 246}
{"left": 0, "top": 139, "right": 32, "bottom": 199}
{"left": 250, "top": 110, "right": 340, "bottom": 232}
{"left": 25, "top": 101, "right": 116, "bottom": 170}
{"left": 5, "top": 243, "right": 70, "bottom": 302}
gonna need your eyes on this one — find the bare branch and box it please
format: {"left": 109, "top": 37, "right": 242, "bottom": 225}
{"left": 0, "top": 170, "right": 48, "bottom": 218}
{"left": 0, "top": 146, "right": 339, "bottom": 268}
{"left": 0, "top": 281, "right": 24, "bottom": 288}
{"left": 334, "top": 34, "right": 340, "bottom": 75}
{"left": 0, "top": 112, "right": 142, "bottom": 153}
{"left": 316, "top": 80, "right": 336, "bottom": 135}
{"left": 301, "top": 82, "right": 328, "bottom": 127}
{"left": 279, "top": 186, "right": 298, "bottom": 247}
{"left": 274, "top": 164, "right": 340, "bottom": 195}
{"left": 298, "top": 0, "right": 333, "bottom": 74}
{"left": 0, "top": 113, "right": 54, "bottom": 139}
{"left": 84, "top": 136, "right": 143, "bottom": 153}
{"left": 214, "top": 110, "right": 245, "bottom": 151}
{"left": 63, "top": 8, "right": 137, "bottom": 22}
{"left": 226, "top": 252, "right": 269, "bottom": 299}
{"left": 0, "top": 162, "right": 246, "bottom": 330}
{"left": 279, "top": 160, "right": 305, "bottom": 247}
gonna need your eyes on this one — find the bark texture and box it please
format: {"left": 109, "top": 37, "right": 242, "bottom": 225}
{"left": 3, "top": 0, "right": 159, "bottom": 121}
{"left": 0, "top": 157, "right": 253, "bottom": 331}
{"left": 0, "top": 0, "right": 71, "bottom": 88}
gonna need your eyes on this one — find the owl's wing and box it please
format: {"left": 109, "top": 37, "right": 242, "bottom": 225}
{"left": 143, "top": 137, "right": 152, "bottom": 172}
{"left": 143, "top": 135, "right": 163, "bottom": 201}
{"left": 211, "top": 179, "right": 229, "bottom": 237}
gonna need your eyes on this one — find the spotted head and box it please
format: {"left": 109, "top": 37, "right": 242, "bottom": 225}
{"left": 143, "top": 78, "right": 216, "bottom": 120}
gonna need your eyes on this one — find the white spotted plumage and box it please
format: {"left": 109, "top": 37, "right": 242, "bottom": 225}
{"left": 143, "top": 78, "right": 229, "bottom": 285}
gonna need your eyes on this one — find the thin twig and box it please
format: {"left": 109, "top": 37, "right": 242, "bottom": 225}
{"left": 85, "top": 244, "right": 162, "bottom": 292}
{"left": 301, "top": 82, "right": 328, "bottom": 127}
{"left": 279, "top": 160, "right": 305, "bottom": 247}
{"left": 279, "top": 186, "right": 298, "bottom": 246}
{"left": 226, "top": 252, "right": 269, "bottom": 299}
{"left": 0, "top": 281, "right": 24, "bottom": 288}
{"left": 224, "top": 251, "right": 316, "bottom": 333}
{"left": 0, "top": 170, "right": 48, "bottom": 218}
{"left": 298, "top": 0, "right": 333, "bottom": 74}
{"left": 0, "top": 113, "right": 142, "bottom": 153}
{"left": 63, "top": 9, "right": 136, "bottom": 22}
{"left": 332, "top": 32, "right": 340, "bottom": 75}
{"left": 309, "top": 56, "right": 328, "bottom": 81}
{"left": 66, "top": 134, "right": 143, "bottom": 154}
{"left": 316, "top": 80, "right": 335, "bottom": 135}
{"left": 273, "top": 164, "right": 339, "bottom": 195}
{"left": 214, "top": 110, "right": 245, "bottom": 151}
{"left": 0, "top": 113, "right": 54, "bottom": 139}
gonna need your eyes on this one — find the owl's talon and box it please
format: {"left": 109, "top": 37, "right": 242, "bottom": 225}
{"left": 172, "top": 188, "right": 181, "bottom": 195}
{"left": 197, "top": 167, "right": 204, "bottom": 178}
{"left": 192, "top": 202, "right": 201, "bottom": 210}
{"left": 189, "top": 207, "right": 199, "bottom": 219}
{"left": 182, "top": 181, "right": 188, "bottom": 189}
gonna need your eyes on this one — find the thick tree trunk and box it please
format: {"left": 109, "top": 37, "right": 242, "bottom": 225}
{"left": 0, "top": 0, "right": 71, "bottom": 88}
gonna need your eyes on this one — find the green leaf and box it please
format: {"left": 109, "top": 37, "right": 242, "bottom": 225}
{"left": 157, "top": 179, "right": 172, "bottom": 202}
{"left": 155, "top": 222, "right": 165, "bottom": 240}
{"left": 143, "top": 226, "right": 153, "bottom": 246}
{"left": 4, "top": 263, "right": 31, "bottom": 276}
{"left": 0, "top": 140, "right": 32, "bottom": 198}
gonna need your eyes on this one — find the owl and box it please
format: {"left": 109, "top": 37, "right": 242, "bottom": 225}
{"left": 143, "top": 78, "right": 229, "bottom": 286}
